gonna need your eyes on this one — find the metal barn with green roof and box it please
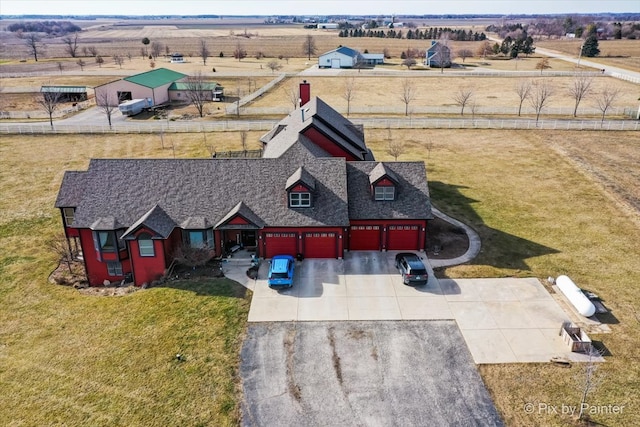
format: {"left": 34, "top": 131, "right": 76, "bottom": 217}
{"left": 94, "top": 68, "right": 187, "bottom": 106}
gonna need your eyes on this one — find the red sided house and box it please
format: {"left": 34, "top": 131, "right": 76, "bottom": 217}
{"left": 55, "top": 89, "right": 433, "bottom": 286}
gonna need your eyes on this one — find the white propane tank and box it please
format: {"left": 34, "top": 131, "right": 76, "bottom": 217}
{"left": 556, "top": 275, "right": 596, "bottom": 317}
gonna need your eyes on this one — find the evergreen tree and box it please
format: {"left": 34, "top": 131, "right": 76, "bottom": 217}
{"left": 582, "top": 35, "right": 600, "bottom": 57}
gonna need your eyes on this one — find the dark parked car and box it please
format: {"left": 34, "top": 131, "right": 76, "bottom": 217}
{"left": 395, "top": 252, "right": 428, "bottom": 286}
{"left": 267, "top": 254, "right": 295, "bottom": 288}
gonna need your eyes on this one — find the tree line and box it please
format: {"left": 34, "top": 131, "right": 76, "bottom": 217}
{"left": 339, "top": 27, "right": 487, "bottom": 41}
{"left": 8, "top": 20, "right": 81, "bottom": 35}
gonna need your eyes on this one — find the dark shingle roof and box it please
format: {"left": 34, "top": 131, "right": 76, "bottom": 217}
{"left": 54, "top": 171, "right": 88, "bottom": 207}
{"left": 122, "top": 204, "right": 177, "bottom": 239}
{"left": 261, "top": 97, "right": 370, "bottom": 161}
{"left": 347, "top": 162, "right": 433, "bottom": 220}
{"left": 67, "top": 156, "right": 349, "bottom": 232}
{"left": 368, "top": 162, "right": 399, "bottom": 185}
{"left": 215, "top": 202, "right": 266, "bottom": 229}
{"left": 123, "top": 68, "right": 187, "bottom": 88}
{"left": 286, "top": 166, "right": 316, "bottom": 191}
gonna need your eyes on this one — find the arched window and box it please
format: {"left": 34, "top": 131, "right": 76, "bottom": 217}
{"left": 138, "top": 232, "right": 155, "bottom": 257}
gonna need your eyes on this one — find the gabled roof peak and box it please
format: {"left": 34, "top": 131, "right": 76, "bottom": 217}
{"left": 286, "top": 166, "right": 316, "bottom": 191}
{"left": 368, "top": 162, "right": 399, "bottom": 185}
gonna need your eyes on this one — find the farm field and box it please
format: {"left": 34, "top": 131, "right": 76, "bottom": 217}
{"left": 536, "top": 39, "right": 640, "bottom": 73}
{"left": 2, "top": 72, "right": 638, "bottom": 122}
{"left": 0, "top": 129, "right": 639, "bottom": 426}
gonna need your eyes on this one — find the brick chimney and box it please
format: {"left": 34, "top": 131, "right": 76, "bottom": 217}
{"left": 299, "top": 80, "right": 311, "bottom": 107}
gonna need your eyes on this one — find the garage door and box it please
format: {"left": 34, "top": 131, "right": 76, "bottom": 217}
{"left": 349, "top": 225, "right": 381, "bottom": 251}
{"left": 387, "top": 225, "right": 420, "bottom": 250}
{"left": 331, "top": 58, "right": 341, "bottom": 69}
{"left": 264, "top": 232, "right": 297, "bottom": 258}
{"left": 303, "top": 232, "right": 338, "bottom": 258}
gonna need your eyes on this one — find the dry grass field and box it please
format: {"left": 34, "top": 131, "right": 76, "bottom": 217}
{"left": 536, "top": 39, "right": 640, "bottom": 73}
{"left": 249, "top": 75, "right": 639, "bottom": 114}
{"left": 1, "top": 129, "right": 639, "bottom": 426}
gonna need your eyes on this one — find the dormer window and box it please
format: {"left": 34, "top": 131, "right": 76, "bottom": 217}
{"left": 375, "top": 186, "right": 395, "bottom": 201}
{"left": 369, "top": 163, "right": 399, "bottom": 202}
{"left": 290, "top": 192, "right": 311, "bottom": 207}
{"left": 286, "top": 166, "right": 315, "bottom": 209}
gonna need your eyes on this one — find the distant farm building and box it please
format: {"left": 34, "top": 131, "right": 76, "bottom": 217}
{"left": 169, "top": 82, "right": 225, "bottom": 102}
{"left": 94, "top": 68, "right": 187, "bottom": 105}
{"left": 170, "top": 53, "right": 185, "bottom": 63}
{"left": 317, "top": 23, "right": 339, "bottom": 30}
{"left": 318, "top": 46, "right": 364, "bottom": 68}
{"left": 362, "top": 53, "right": 384, "bottom": 65}
{"left": 425, "top": 40, "right": 452, "bottom": 68}
{"left": 319, "top": 46, "right": 384, "bottom": 68}
{"left": 40, "top": 86, "right": 88, "bottom": 102}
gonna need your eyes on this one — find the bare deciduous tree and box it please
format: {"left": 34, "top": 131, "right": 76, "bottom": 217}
{"left": 453, "top": 87, "right": 474, "bottom": 116}
{"left": 569, "top": 75, "right": 593, "bottom": 117}
{"left": 457, "top": 49, "right": 473, "bottom": 63}
{"left": 62, "top": 32, "right": 79, "bottom": 58}
{"left": 95, "top": 88, "right": 119, "bottom": 128}
{"left": 528, "top": 80, "right": 554, "bottom": 124}
{"left": 199, "top": 39, "right": 210, "bottom": 65}
{"left": 266, "top": 59, "right": 283, "bottom": 74}
{"left": 342, "top": 77, "right": 357, "bottom": 116}
{"left": 24, "top": 32, "right": 45, "bottom": 62}
{"left": 95, "top": 55, "right": 104, "bottom": 67}
{"left": 595, "top": 87, "right": 620, "bottom": 126}
{"left": 37, "top": 90, "right": 63, "bottom": 128}
{"left": 76, "top": 59, "right": 85, "bottom": 71}
{"left": 150, "top": 41, "right": 163, "bottom": 59}
{"left": 535, "top": 57, "right": 551, "bottom": 74}
{"left": 57, "top": 61, "right": 64, "bottom": 74}
{"left": 48, "top": 233, "right": 75, "bottom": 274}
{"left": 113, "top": 55, "right": 124, "bottom": 69}
{"left": 87, "top": 46, "right": 98, "bottom": 57}
{"left": 302, "top": 35, "right": 317, "bottom": 60}
{"left": 402, "top": 57, "right": 417, "bottom": 69}
{"left": 514, "top": 80, "right": 532, "bottom": 116}
{"left": 476, "top": 40, "right": 492, "bottom": 58}
{"left": 285, "top": 83, "right": 300, "bottom": 110}
{"left": 435, "top": 34, "right": 451, "bottom": 74}
{"left": 385, "top": 127, "right": 406, "bottom": 160}
{"left": 233, "top": 42, "right": 247, "bottom": 61}
{"left": 399, "top": 78, "right": 417, "bottom": 116}
{"left": 184, "top": 71, "right": 210, "bottom": 118}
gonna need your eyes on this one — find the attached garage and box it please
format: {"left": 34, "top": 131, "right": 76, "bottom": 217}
{"left": 303, "top": 232, "right": 338, "bottom": 258}
{"left": 387, "top": 225, "right": 420, "bottom": 250}
{"left": 264, "top": 232, "right": 298, "bottom": 258}
{"left": 349, "top": 225, "right": 381, "bottom": 250}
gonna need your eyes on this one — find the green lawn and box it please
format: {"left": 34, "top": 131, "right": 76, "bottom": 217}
{"left": 1, "top": 129, "right": 638, "bottom": 426}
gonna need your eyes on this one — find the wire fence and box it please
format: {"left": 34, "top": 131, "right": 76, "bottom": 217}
{"left": 236, "top": 105, "right": 637, "bottom": 117}
{"left": 1, "top": 117, "right": 637, "bottom": 134}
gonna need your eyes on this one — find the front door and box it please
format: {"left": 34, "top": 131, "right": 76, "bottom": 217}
{"left": 241, "top": 230, "right": 256, "bottom": 247}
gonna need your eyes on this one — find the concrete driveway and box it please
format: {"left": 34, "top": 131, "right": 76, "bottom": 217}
{"left": 240, "top": 320, "right": 504, "bottom": 427}
{"left": 225, "top": 251, "right": 599, "bottom": 364}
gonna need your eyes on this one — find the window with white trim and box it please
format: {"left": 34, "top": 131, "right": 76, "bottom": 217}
{"left": 374, "top": 186, "right": 395, "bottom": 201}
{"left": 62, "top": 207, "right": 75, "bottom": 226}
{"left": 289, "top": 192, "right": 311, "bottom": 207}
{"left": 107, "top": 262, "right": 123, "bottom": 276}
{"left": 138, "top": 233, "right": 155, "bottom": 257}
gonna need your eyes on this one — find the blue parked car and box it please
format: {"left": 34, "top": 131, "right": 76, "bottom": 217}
{"left": 267, "top": 255, "right": 295, "bottom": 288}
